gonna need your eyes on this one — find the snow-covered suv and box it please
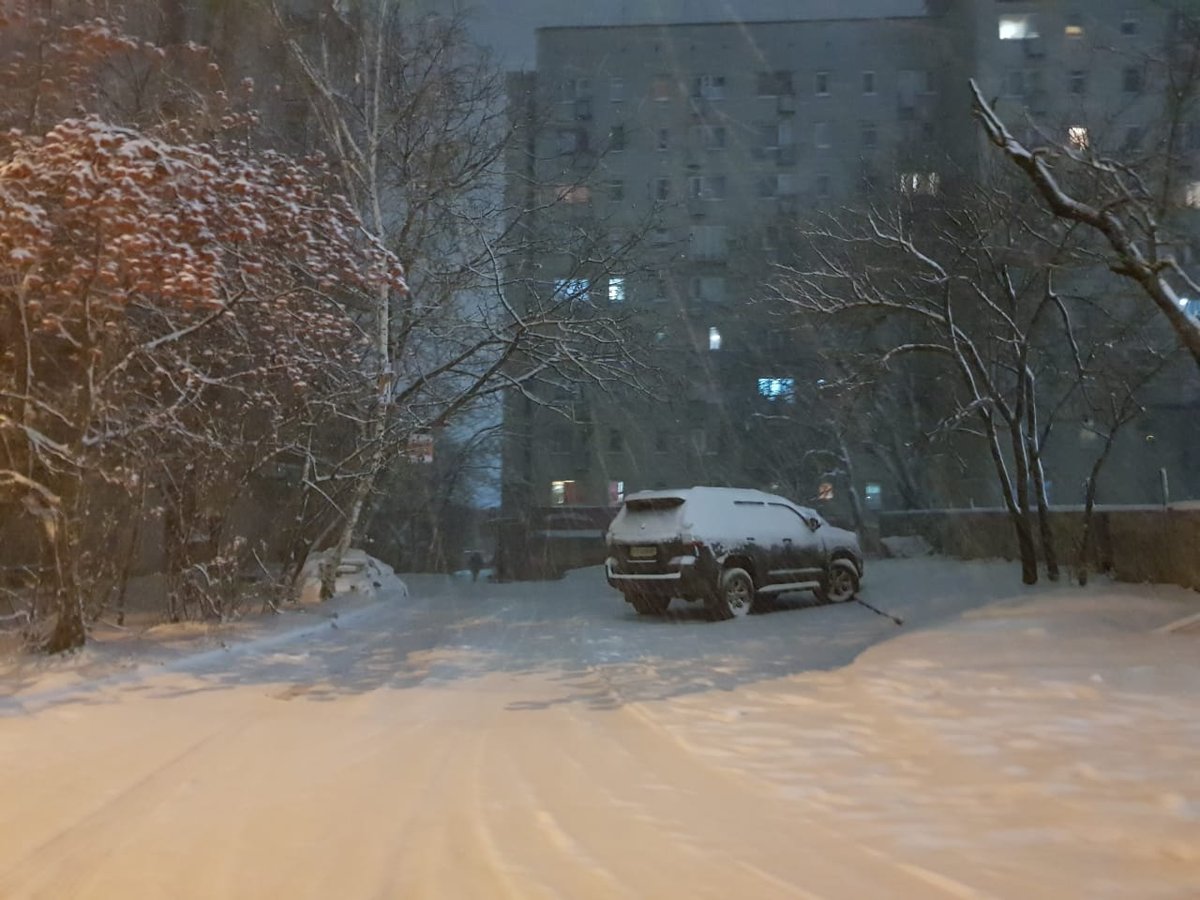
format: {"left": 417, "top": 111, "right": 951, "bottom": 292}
{"left": 604, "top": 487, "right": 864, "bottom": 619}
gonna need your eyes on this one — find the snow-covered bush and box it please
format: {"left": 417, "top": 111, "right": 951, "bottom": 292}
{"left": 0, "top": 9, "right": 404, "bottom": 650}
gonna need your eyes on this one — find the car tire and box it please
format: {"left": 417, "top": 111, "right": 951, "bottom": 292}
{"left": 816, "top": 559, "right": 859, "bottom": 603}
{"left": 628, "top": 592, "right": 671, "bottom": 616}
{"left": 709, "top": 567, "right": 755, "bottom": 620}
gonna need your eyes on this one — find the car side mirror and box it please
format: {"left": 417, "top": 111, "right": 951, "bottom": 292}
{"left": 808, "top": 517, "right": 821, "bottom": 532}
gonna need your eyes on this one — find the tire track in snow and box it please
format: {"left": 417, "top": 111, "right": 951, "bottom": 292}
{"left": 0, "top": 709, "right": 259, "bottom": 898}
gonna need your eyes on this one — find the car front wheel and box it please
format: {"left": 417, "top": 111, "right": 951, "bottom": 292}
{"left": 816, "top": 560, "right": 859, "bottom": 603}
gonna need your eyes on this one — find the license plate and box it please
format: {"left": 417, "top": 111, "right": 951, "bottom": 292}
{"left": 628, "top": 546, "right": 657, "bottom": 559}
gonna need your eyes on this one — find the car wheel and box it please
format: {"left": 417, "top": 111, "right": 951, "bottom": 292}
{"left": 816, "top": 560, "right": 859, "bottom": 603}
{"left": 629, "top": 593, "right": 671, "bottom": 615}
{"left": 710, "top": 567, "right": 755, "bottom": 620}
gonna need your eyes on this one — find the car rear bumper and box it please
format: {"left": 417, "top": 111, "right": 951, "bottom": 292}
{"left": 605, "top": 556, "right": 716, "bottom": 599}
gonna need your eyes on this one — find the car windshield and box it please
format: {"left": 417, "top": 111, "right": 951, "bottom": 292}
{"left": 2, "top": 2, "right": 1198, "bottom": 897}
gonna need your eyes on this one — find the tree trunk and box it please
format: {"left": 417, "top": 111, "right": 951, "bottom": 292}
{"left": 1007, "top": 419, "right": 1039, "bottom": 585}
{"left": 980, "top": 409, "right": 1038, "bottom": 585}
{"left": 321, "top": 407, "right": 388, "bottom": 599}
{"left": 1076, "top": 433, "right": 1118, "bottom": 586}
{"left": 836, "top": 431, "right": 871, "bottom": 550}
{"left": 1023, "top": 378, "right": 1059, "bottom": 580}
{"left": 43, "top": 516, "right": 85, "bottom": 654}
{"left": 1030, "top": 462, "right": 1059, "bottom": 581}
{"left": 113, "top": 481, "right": 148, "bottom": 627}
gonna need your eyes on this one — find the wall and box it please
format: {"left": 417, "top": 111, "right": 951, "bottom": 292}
{"left": 880, "top": 506, "right": 1200, "bottom": 592}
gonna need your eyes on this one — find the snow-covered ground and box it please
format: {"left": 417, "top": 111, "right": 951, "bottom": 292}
{"left": 1, "top": 559, "right": 1198, "bottom": 898}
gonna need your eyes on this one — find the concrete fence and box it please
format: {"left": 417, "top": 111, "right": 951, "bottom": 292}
{"left": 879, "top": 505, "right": 1200, "bottom": 592}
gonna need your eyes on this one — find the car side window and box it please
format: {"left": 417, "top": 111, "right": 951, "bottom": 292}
{"left": 766, "top": 503, "right": 814, "bottom": 542}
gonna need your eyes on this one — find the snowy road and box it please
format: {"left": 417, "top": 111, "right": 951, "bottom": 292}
{"left": 1, "top": 560, "right": 1199, "bottom": 899}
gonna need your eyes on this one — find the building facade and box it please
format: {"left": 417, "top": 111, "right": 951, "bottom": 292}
{"left": 500, "top": 1, "right": 1200, "bottom": 555}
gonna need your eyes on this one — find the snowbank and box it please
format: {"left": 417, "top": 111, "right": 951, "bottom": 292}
{"left": 296, "top": 548, "right": 407, "bottom": 604}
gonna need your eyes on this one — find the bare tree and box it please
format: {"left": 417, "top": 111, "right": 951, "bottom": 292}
{"left": 970, "top": 37, "right": 1200, "bottom": 370}
{"left": 264, "top": 2, "right": 651, "bottom": 595}
{"left": 772, "top": 179, "right": 1174, "bottom": 584}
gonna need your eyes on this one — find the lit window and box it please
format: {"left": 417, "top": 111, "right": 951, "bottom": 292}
{"left": 899, "top": 171, "right": 940, "bottom": 195}
{"left": 865, "top": 483, "right": 883, "bottom": 510}
{"left": 817, "top": 482, "right": 835, "bottom": 501}
{"left": 862, "top": 71, "right": 876, "bottom": 95}
{"left": 709, "top": 326, "right": 722, "bottom": 351}
{"left": 692, "top": 74, "right": 726, "bottom": 100}
{"left": 999, "top": 14, "right": 1038, "bottom": 40}
{"left": 1068, "top": 126, "right": 1089, "bottom": 149}
{"left": 815, "top": 71, "right": 830, "bottom": 96}
{"left": 1064, "top": 15, "right": 1084, "bottom": 38}
{"left": 757, "top": 377, "right": 796, "bottom": 402}
{"left": 550, "top": 480, "right": 576, "bottom": 505}
{"left": 608, "top": 480, "right": 625, "bottom": 505}
{"left": 608, "top": 277, "right": 626, "bottom": 303}
{"left": 554, "top": 278, "right": 591, "bottom": 302}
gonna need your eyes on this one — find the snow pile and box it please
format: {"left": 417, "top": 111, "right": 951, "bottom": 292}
{"left": 296, "top": 548, "right": 407, "bottom": 604}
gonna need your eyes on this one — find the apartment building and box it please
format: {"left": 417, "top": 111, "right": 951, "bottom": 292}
{"left": 501, "top": 2, "right": 1198, "bottom": 533}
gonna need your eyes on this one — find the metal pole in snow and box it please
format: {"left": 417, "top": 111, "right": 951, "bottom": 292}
{"left": 1160, "top": 467, "right": 1170, "bottom": 508}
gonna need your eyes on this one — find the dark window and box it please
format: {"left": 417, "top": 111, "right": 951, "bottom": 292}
{"left": 657, "top": 128, "right": 670, "bottom": 151}
{"left": 655, "top": 177, "right": 670, "bottom": 201}
{"left": 756, "top": 70, "right": 793, "bottom": 96}
{"left": 654, "top": 430, "right": 668, "bottom": 453}
{"left": 862, "top": 71, "right": 876, "bottom": 95}
{"left": 862, "top": 121, "right": 878, "bottom": 148}
{"left": 608, "top": 428, "right": 623, "bottom": 452}
{"left": 609, "top": 123, "right": 626, "bottom": 151}
{"left": 814, "top": 71, "right": 830, "bottom": 95}
{"left": 607, "top": 180, "right": 624, "bottom": 201}
{"left": 1123, "top": 66, "right": 1143, "bottom": 94}
{"left": 1069, "top": 70, "right": 1086, "bottom": 94}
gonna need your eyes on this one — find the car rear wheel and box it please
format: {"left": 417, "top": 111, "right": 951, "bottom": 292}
{"left": 710, "top": 567, "right": 755, "bottom": 620}
{"left": 816, "top": 560, "right": 859, "bottom": 604}
{"left": 628, "top": 592, "right": 671, "bottom": 615}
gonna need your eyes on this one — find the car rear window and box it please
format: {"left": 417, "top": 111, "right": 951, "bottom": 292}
{"left": 626, "top": 497, "right": 685, "bottom": 511}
